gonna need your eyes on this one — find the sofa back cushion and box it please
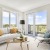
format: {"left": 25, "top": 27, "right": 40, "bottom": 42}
{"left": 0, "top": 28, "right": 8, "bottom": 34}
{"left": 0, "top": 29, "right": 3, "bottom": 36}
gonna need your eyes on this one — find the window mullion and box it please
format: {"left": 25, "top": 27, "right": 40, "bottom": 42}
{"left": 9, "top": 12, "right": 10, "bottom": 27}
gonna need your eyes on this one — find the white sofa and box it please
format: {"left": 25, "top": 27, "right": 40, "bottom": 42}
{"left": 0, "top": 28, "right": 20, "bottom": 44}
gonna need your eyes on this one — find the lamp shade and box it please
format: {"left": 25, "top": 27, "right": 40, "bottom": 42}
{"left": 20, "top": 20, "right": 25, "bottom": 24}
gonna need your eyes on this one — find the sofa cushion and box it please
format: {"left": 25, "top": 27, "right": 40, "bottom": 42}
{"left": 0, "top": 33, "right": 20, "bottom": 42}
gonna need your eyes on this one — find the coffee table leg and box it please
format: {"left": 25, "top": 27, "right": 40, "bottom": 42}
{"left": 27, "top": 44, "right": 29, "bottom": 50}
{"left": 6, "top": 43, "right": 9, "bottom": 50}
{"left": 20, "top": 42, "right": 23, "bottom": 50}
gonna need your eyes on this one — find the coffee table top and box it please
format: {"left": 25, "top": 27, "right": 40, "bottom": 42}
{"left": 6, "top": 36, "right": 29, "bottom": 43}
{"left": 13, "top": 37, "right": 28, "bottom": 42}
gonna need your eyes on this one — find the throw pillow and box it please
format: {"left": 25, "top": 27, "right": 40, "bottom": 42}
{"left": 44, "top": 32, "right": 50, "bottom": 38}
{"left": 10, "top": 28, "right": 18, "bottom": 33}
{"left": 0, "top": 29, "right": 3, "bottom": 36}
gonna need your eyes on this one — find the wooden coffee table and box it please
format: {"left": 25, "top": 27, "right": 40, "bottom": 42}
{"left": 6, "top": 37, "right": 29, "bottom": 50}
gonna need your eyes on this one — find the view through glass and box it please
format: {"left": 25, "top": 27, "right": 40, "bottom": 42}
{"left": 28, "top": 14, "right": 34, "bottom": 34}
{"left": 28, "top": 11, "right": 47, "bottom": 35}
{"left": 3, "top": 11, "right": 9, "bottom": 27}
{"left": 35, "top": 11, "right": 47, "bottom": 34}
{"left": 3, "top": 11, "right": 16, "bottom": 27}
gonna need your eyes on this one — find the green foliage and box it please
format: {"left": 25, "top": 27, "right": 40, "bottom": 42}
{"left": 3, "top": 24, "right": 16, "bottom": 27}
{"left": 35, "top": 25, "right": 46, "bottom": 33}
{"left": 3, "top": 24, "right": 9, "bottom": 27}
{"left": 30, "top": 25, "right": 46, "bottom": 34}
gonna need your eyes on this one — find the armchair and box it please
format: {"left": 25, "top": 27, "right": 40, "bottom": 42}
{"left": 36, "top": 31, "right": 50, "bottom": 47}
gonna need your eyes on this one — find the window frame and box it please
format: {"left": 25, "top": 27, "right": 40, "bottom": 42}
{"left": 2, "top": 10, "right": 17, "bottom": 28}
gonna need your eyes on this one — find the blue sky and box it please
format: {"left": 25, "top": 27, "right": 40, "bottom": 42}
{"left": 28, "top": 11, "right": 47, "bottom": 25}
{"left": 3, "top": 17, "right": 16, "bottom": 24}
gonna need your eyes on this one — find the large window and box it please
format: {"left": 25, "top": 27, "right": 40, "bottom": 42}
{"left": 2, "top": 11, "right": 17, "bottom": 27}
{"left": 10, "top": 13, "right": 16, "bottom": 27}
{"left": 27, "top": 11, "right": 47, "bottom": 35}
{"left": 35, "top": 11, "right": 47, "bottom": 34}
{"left": 3, "top": 11, "right": 9, "bottom": 27}
{"left": 28, "top": 14, "right": 34, "bottom": 34}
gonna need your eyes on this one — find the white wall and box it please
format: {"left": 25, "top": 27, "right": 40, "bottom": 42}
{"left": 0, "top": 8, "right": 2, "bottom": 28}
{"left": 24, "top": 4, "right": 50, "bottom": 35}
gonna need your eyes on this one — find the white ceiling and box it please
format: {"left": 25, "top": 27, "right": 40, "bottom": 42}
{"left": 0, "top": 0, "right": 50, "bottom": 12}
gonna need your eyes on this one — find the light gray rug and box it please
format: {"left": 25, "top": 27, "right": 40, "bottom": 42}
{"left": 0, "top": 36, "right": 50, "bottom": 50}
